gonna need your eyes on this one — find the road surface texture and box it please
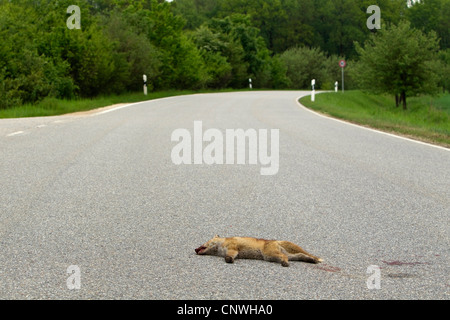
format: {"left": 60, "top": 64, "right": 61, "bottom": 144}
{"left": 0, "top": 91, "right": 448, "bottom": 299}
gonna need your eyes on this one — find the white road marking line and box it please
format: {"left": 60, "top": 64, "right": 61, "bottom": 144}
{"left": 6, "top": 131, "right": 24, "bottom": 137}
{"left": 91, "top": 95, "right": 188, "bottom": 116}
{"left": 295, "top": 95, "right": 449, "bottom": 152}
{"left": 93, "top": 102, "right": 141, "bottom": 116}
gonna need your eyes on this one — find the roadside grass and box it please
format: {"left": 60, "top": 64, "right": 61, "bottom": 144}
{"left": 299, "top": 90, "right": 450, "bottom": 148}
{"left": 0, "top": 89, "right": 238, "bottom": 119}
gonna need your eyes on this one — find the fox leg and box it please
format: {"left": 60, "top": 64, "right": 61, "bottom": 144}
{"left": 278, "top": 254, "right": 290, "bottom": 267}
{"left": 263, "top": 251, "right": 290, "bottom": 267}
{"left": 288, "top": 253, "right": 321, "bottom": 264}
{"left": 261, "top": 242, "right": 289, "bottom": 266}
{"left": 225, "top": 249, "right": 238, "bottom": 263}
{"left": 280, "top": 241, "right": 323, "bottom": 263}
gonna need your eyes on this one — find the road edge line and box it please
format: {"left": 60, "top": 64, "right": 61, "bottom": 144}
{"left": 295, "top": 95, "right": 449, "bottom": 152}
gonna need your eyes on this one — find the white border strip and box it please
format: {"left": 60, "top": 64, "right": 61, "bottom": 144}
{"left": 93, "top": 101, "right": 145, "bottom": 116}
{"left": 295, "top": 95, "right": 449, "bottom": 152}
{"left": 6, "top": 131, "right": 24, "bottom": 137}
{"left": 92, "top": 95, "right": 186, "bottom": 116}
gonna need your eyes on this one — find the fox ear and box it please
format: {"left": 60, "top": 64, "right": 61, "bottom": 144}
{"left": 214, "top": 234, "right": 219, "bottom": 238}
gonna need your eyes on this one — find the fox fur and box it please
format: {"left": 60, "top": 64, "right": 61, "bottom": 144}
{"left": 195, "top": 235, "right": 322, "bottom": 267}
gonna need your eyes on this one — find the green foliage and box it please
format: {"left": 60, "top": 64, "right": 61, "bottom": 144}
{"left": 0, "top": 0, "right": 448, "bottom": 110}
{"left": 354, "top": 21, "right": 441, "bottom": 109}
{"left": 191, "top": 25, "right": 233, "bottom": 88}
{"left": 172, "top": 0, "right": 221, "bottom": 29}
{"left": 268, "top": 56, "right": 290, "bottom": 89}
{"left": 103, "top": 11, "right": 161, "bottom": 92}
{"left": 438, "top": 49, "right": 450, "bottom": 92}
{"left": 191, "top": 14, "right": 274, "bottom": 88}
{"left": 118, "top": 0, "right": 207, "bottom": 89}
{"left": 279, "top": 46, "right": 345, "bottom": 90}
{"left": 407, "top": 0, "right": 450, "bottom": 50}
{"left": 279, "top": 47, "right": 321, "bottom": 89}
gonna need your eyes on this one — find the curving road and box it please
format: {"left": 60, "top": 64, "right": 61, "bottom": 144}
{"left": 0, "top": 91, "right": 448, "bottom": 299}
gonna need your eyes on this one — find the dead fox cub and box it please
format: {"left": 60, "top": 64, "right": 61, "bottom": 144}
{"left": 195, "top": 235, "right": 322, "bottom": 267}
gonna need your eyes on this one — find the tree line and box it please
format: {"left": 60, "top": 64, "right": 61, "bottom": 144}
{"left": 0, "top": 0, "right": 449, "bottom": 109}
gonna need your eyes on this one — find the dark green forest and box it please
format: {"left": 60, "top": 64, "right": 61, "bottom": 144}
{"left": 1, "top": 0, "right": 449, "bottom": 109}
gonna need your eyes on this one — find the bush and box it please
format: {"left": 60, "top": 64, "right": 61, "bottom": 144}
{"left": 279, "top": 46, "right": 328, "bottom": 89}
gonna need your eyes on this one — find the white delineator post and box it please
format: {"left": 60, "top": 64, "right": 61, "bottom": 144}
{"left": 311, "top": 79, "right": 315, "bottom": 102}
{"left": 249, "top": 78, "right": 252, "bottom": 89}
{"left": 335, "top": 81, "right": 338, "bottom": 93}
{"left": 143, "top": 74, "right": 148, "bottom": 95}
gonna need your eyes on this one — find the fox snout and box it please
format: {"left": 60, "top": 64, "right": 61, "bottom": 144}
{"left": 195, "top": 246, "right": 207, "bottom": 254}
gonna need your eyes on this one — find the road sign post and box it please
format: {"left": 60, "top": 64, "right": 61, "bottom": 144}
{"left": 339, "top": 60, "right": 346, "bottom": 93}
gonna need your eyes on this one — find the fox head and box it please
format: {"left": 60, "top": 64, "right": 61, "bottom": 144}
{"left": 195, "top": 235, "right": 223, "bottom": 255}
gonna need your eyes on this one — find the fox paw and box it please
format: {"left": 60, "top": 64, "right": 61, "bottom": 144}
{"left": 225, "top": 256, "right": 234, "bottom": 263}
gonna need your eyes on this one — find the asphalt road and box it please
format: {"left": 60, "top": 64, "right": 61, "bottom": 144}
{"left": 0, "top": 91, "right": 448, "bottom": 299}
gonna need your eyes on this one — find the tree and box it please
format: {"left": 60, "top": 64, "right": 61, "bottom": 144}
{"left": 0, "top": 1, "right": 77, "bottom": 105}
{"left": 202, "top": 14, "right": 271, "bottom": 88}
{"left": 103, "top": 11, "right": 162, "bottom": 92}
{"left": 171, "top": 0, "right": 221, "bottom": 30}
{"left": 120, "top": 0, "right": 208, "bottom": 89}
{"left": 311, "top": 0, "right": 366, "bottom": 59}
{"left": 277, "top": 0, "right": 315, "bottom": 52}
{"left": 407, "top": 0, "right": 450, "bottom": 50}
{"left": 217, "top": 0, "right": 286, "bottom": 52}
{"left": 191, "top": 25, "right": 233, "bottom": 88}
{"left": 354, "top": 21, "right": 440, "bottom": 109}
{"left": 279, "top": 46, "right": 329, "bottom": 89}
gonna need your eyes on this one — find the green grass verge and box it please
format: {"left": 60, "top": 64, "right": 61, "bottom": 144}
{"left": 0, "top": 89, "right": 239, "bottom": 119}
{"left": 299, "top": 90, "right": 450, "bottom": 148}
